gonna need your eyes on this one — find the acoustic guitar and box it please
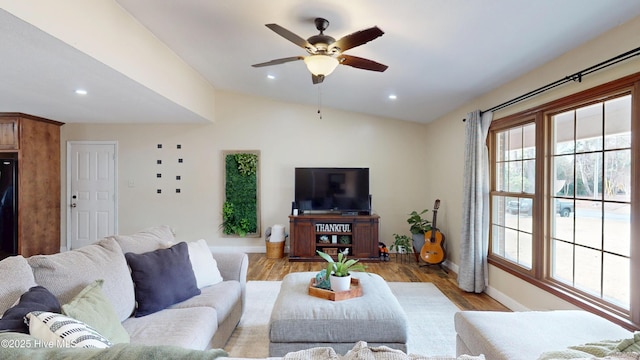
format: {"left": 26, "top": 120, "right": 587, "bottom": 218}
{"left": 420, "top": 199, "right": 446, "bottom": 265}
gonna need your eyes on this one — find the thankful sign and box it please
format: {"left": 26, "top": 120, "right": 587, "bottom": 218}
{"left": 315, "top": 223, "right": 351, "bottom": 233}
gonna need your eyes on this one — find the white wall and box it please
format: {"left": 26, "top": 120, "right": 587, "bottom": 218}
{"left": 424, "top": 16, "right": 640, "bottom": 310}
{"left": 61, "top": 91, "right": 431, "bottom": 251}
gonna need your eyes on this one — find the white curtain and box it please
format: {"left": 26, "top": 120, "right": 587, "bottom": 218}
{"left": 458, "top": 110, "right": 493, "bottom": 293}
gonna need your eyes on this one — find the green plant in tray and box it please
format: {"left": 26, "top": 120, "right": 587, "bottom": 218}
{"left": 316, "top": 249, "right": 366, "bottom": 278}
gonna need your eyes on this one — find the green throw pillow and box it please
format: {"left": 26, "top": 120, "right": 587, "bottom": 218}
{"left": 62, "top": 279, "right": 130, "bottom": 344}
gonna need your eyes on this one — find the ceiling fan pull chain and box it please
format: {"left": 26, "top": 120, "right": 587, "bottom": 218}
{"left": 317, "top": 84, "right": 323, "bottom": 119}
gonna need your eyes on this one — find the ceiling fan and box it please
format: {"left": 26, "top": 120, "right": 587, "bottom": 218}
{"left": 251, "top": 17, "right": 388, "bottom": 84}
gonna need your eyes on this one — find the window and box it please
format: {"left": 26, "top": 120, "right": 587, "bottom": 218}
{"left": 550, "top": 96, "right": 631, "bottom": 309}
{"left": 491, "top": 123, "right": 536, "bottom": 270}
{"left": 488, "top": 73, "right": 640, "bottom": 329}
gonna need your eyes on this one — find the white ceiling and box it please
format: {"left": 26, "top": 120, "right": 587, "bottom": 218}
{"left": 2, "top": 1, "right": 640, "bottom": 124}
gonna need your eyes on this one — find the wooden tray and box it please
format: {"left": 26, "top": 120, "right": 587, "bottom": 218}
{"left": 308, "top": 278, "right": 362, "bottom": 301}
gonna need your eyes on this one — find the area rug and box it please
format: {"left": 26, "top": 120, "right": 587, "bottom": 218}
{"left": 223, "top": 280, "right": 461, "bottom": 358}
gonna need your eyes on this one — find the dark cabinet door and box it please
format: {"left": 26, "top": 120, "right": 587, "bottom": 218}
{"left": 290, "top": 217, "right": 314, "bottom": 258}
{"left": 352, "top": 217, "right": 379, "bottom": 259}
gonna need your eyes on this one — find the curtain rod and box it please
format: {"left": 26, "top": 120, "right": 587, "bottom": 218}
{"left": 462, "top": 45, "right": 640, "bottom": 121}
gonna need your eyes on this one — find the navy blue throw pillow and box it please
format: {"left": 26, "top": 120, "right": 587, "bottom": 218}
{"left": 0, "top": 286, "right": 61, "bottom": 333}
{"left": 125, "top": 242, "right": 200, "bottom": 317}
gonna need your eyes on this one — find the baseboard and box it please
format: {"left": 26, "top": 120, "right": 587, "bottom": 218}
{"left": 431, "top": 261, "right": 528, "bottom": 312}
{"left": 443, "top": 260, "right": 458, "bottom": 274}
{"left": 485, "top": 284, "right": 529, "bottom": 311}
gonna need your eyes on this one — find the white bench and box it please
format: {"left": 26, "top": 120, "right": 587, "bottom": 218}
{"left": 454, "top": 310, "right": 632, "bottom": 360}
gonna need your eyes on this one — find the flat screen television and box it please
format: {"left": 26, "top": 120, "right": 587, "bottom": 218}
{"left": 294, "top": 167, "right": 370, "bottom": 215}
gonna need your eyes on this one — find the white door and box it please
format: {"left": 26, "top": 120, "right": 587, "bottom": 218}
{"left": 67, "top": 141, "right": 118, "bottom": 250}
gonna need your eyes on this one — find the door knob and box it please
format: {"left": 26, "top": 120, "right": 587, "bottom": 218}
{"left": 71, "top": 203, "right": 77, "bottom": 208}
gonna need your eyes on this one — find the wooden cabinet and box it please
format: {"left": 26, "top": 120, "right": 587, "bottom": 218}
{"left": 0, "top": 118, "right": 19, "bottom": 150}
{"left": 0, "top": 113, "right": 63, "bottom": 258}
{"left": 289, "top": 214, "right": 380, "bottom": 261}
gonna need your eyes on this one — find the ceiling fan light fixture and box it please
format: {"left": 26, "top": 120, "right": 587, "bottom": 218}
{"left": 304, "top": 55, "right": 339, "bottom": 76}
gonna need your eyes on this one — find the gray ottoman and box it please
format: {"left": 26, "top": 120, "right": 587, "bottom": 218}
{"left": 268, "top": 272, "right": 408, "bottom": 356}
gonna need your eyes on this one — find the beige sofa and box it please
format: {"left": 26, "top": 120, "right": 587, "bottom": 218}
{"left": 0, "top": 226, "right": 248, "bottom": 351}
{"left": 454, "top": 310, "right": 634, "bottom": 360}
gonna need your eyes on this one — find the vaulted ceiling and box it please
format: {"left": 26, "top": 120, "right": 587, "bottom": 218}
{"left": 2, "top": 1, "right": 640, "bottom": 124}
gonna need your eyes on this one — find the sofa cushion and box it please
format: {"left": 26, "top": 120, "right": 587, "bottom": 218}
{"left": 0, "top": 255, "right": 37, "bottom": 315}
{"left": 27, "top": 238, "right": 136, "bottom": 322}
{"left": 112, "top": 225, "right": 175, "bottom": 254}
{"left": 170, "top": 280, "right": 241, "bottom": 325}
{"left": 26, "top": 311, "right": 113, "bottom": 348}
{"left": 187, "top": 239, "right": 223, "bottom": 288}
{"left": 62, "top": 280, "right": 130, "bottom": 344}
{"left": 125, "top": 242, "right": 201, "bottom": 317}
{"left": 0, "top": 286, "right": 61, "bottom": 333}
{"left": 122, "top": 307, "right": 218, "bottom": 350}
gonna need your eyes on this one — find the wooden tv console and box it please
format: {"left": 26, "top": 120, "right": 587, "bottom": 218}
{"left": 288, "top": 214, "right": 380, "bottom": 261}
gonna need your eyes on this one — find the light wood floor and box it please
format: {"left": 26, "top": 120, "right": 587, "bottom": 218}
{"left": 246, "top": 253, "right": 510, "bottom": 311}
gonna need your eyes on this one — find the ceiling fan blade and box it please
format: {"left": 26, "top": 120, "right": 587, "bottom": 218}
{"left": 312, "top": 74, "right": 325, "bottom": 84}
{"left": 330, "top": 26, "right": 384, "bottom": 52}
{"left": 265, "top": 24, "right": 316, "bottom": 52}
{"left": 252, "top": 56, "right": 304, "bottom": 67}
{"left": 338, "top": 55, "right": 388, "bottom": 72}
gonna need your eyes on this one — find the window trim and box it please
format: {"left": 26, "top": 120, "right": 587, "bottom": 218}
{"left": 487, "top": 71, "right": 640, "bottom": 331}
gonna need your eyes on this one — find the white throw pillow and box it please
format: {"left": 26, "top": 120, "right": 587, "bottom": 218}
{"left": 26, "top": 311, "right": 113, "bottom": 348}
{"left": 186, "top": 239, "right": 223, "bottom": 288}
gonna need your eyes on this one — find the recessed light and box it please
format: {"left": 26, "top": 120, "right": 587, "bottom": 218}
{"left": 267, "top": 74, "right": 276, "bottom": 80}
{"left": 388, "top": 94, "right": 397, "bottom": 100}
{"left": 75, "top": 89, "right": 88, "bottom": 95}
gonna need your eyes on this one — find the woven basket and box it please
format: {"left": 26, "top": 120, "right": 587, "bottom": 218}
{"left": 266, "top": 241, "right": 285, "bottom": 259}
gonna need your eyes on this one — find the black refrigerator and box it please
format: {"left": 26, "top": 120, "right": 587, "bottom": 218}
{"left": 0, "top": 158, "right": 17, "bottom": 257}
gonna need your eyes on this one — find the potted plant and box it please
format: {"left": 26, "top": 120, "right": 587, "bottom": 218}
{"left": 390, "top": 234, "right": 414, "bottom": 254}
{"left": 407, "top": 209, "right": 431, "bottom": 254}
{"left": 316, "top": 249, "right": 366, "bottom": 292}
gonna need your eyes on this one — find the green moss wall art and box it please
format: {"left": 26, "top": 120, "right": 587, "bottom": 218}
{"left": 222, "top": 151, "right": 260, "bottom": 237}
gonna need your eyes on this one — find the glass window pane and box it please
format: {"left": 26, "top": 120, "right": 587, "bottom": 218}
{"left": 522, "top": 123, "right": 536, "bottom": 159}
{"left": 603, "top": 253, "right": 629, "bottom": 309}
{"left": 554, "top": 154, "right": 574, "bottom": 197}
{"left": 576, "top": 103, "right": 603, "bottom": 152}
{"left": 604, "top": 149, "right": 630, "bottom": 201}
{"left": 518, "top": 201, "right": 533, "bottom": 229}
{"left": 554, "top": 110, "right": 574, "bottom": 155}
{"left": 492, "top": 195, "right": 507, "bottom": 227}
{"left": 508, "top": 161, "right": 523, "bottom": 193}
{"left": 574, "top": 200, "right": 602, "bottom": 250}
{"left": 496, "top": 130, "right": 507, "bottom": 162}
{"left": 509, "top": 127, "right": 523, "bottom": 160}
{"left": 496, "top": 162, "right": 506, "bottom": 192}
{"left": 504, "top": 228, "right": 519, "bottom": 262}
{"left": 551, "top": 203, "right": 574, "bottom": 243}
{"left": 574, "top": 246, "right": 601, "bottom": 296}
{"left": 575, "top": 153, "right": 602, "bottom": 200}
{"left": 518, "top": 232, "right": 532, "bottom": 269}
{"left": 603, "top": 203, "right": 630, "bottom": 257}
{"left": 522, "top": 160, "right": 535, "bottom": 194}
{"left": 491, "top": 224, "right": 505, "bottom": 257}
{"left": 604, "top": 95, "right": 631, "bottom": 150}
{"left": 552, "top": 240, "right": 573, "bottom": 284}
